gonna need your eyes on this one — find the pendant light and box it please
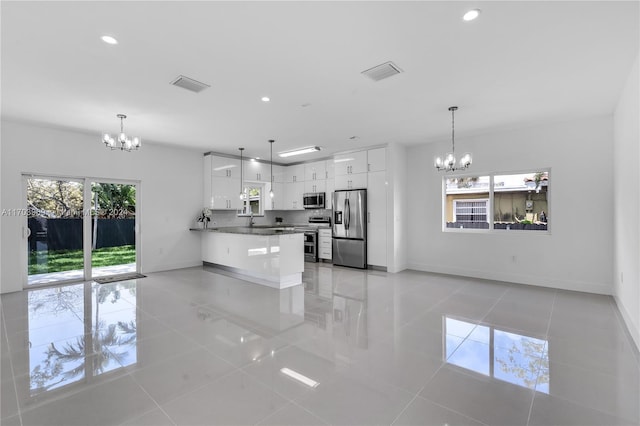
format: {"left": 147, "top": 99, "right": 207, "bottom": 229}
{"left": 434, "top": 106, "right": 472, "bottom": 172}
{"left": 269, "top": 140, "right": 275, "bottom": 198}
{"left": 239, "top": 147, "right": 245, "bottom": 201}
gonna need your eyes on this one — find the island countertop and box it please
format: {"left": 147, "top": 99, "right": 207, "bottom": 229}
{"left": 189, "top": 226, "right": 305, "bottom": 235}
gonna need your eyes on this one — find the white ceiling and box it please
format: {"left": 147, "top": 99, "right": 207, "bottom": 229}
{"left": 1, "top": 1, "right": 638, "bottom": 163}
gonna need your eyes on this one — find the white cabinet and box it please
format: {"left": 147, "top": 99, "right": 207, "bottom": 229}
{"left": 334, "top": 151, "right": 368, "bottom": 176}
{"left": 335, "top": 173, "right": 367, "bottom": 190}
{"left": 325, "top": 159, "right": 335, "bottom": 179}
{"left": 204, "top": 155, "right": 213, "bottom": 208}
{"left": 367, "top": 170, "right": 387, "bottom": 267}
{"left": 265, "top": 182, "right": 284, "bottom": 210}
{"left": 367, "top": 147, "right": 386, "bottom": 172}
{"left": 318, "top": 228, "right": 332, "bottom": 260}
{"left": 212, "top": 176, "right": 241, "bottom": 210}
{"left": 204, "top": 154, "right": 242, "bottom": 210}
{"left": 211, "top": 155, "right": 241, "bottom": 178}
{"left": 283, "top": 181, "right": 304, "bottom": 210}
{"left": 325, "top": 178, "right": 335, "bottom": 209}
{"left": 244, "top": 160, "right": 269, "bottom": 182}
{"left": 305, "top": 161, "right": 326, "bottom": 181}
{"left": 304, "top": 180, "right": 326, "bottom": 194}
{"left": 283, "top": 164, "right": 305, "bottom": 183}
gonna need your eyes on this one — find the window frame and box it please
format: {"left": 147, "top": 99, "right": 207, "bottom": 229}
{"left": 442, "top": 168, "right": 550, "bottom": 235}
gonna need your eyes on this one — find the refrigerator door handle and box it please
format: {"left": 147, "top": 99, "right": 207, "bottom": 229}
{"left": 345, "top": 198, "right": 350, "bottom": 230}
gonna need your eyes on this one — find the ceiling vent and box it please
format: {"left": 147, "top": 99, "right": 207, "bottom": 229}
{"left": 361, "top": 61, "right": 403, "bottom": 82}
{"left": 170, "top": 75, "right": 210, "bottom": 93}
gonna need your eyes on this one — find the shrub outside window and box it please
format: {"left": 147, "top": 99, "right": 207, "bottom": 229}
{"left": 444, "top": 171, "right": 549, "bottom": 232}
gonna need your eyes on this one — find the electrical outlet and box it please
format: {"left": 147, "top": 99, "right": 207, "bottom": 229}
{"left": 621, "top": 272, "right": 624, "bottom": 283}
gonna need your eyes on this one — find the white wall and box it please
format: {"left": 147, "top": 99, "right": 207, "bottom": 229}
{"left": 1, "top": 120, "right": 203, "bottom": 294}
{"left": 613, "top": 54, "right": 640, "bottom": 349}
{"left": 407, "top": 116, "right": 614, "bottom": 295}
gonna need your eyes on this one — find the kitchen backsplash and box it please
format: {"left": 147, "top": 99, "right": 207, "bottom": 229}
{"left": 206, "top": 209, "right": 332, "bottom": 227}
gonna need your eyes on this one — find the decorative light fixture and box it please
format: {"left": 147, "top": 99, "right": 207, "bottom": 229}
{"left": 434, "top": 106, "right": 472, "bottom": 172}
{"left": 269, "top": 140, "right": 275, "bottom": 198}
{"left": 239, "top": 147, "right": 245, "bottom": 200}
{"left": 102, "top": 114, "right": 142, "bottom": 152}
{"left": 277, "top": 146, "right": 321, "bottom": 158}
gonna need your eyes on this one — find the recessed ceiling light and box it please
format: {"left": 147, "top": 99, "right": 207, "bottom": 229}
{"left": 101, "top": 35, "right": 118, "bottom": 45}
{"left": 463, "top": 9, "right": 481, "bottom": 21}
{"left": 261, "top": 96, "right": 270, "bottom": 102}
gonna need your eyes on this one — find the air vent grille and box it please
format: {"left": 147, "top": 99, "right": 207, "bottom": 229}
{"left": 361, "top": 61, "right": 403, "bottom": 82}
{"left": 170, "top": 75, "right": 210, "bottom": 93}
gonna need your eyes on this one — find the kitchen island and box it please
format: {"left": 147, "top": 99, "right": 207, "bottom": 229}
{"left": 191, "top": 227, "right": 304, "bottom": 289}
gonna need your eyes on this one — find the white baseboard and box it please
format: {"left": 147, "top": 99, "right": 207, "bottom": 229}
{"left": 142, "top": 260, "right": 202, "bottom": 274}
{"left": 406, "top": 262, "right": 613, "bottom": 295}
{"left": 613, "top": 295, "right": 640, "bottom": 353}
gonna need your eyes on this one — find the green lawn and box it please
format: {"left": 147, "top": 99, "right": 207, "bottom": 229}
{"left": 29, "top": 245, "right": 136, "bottom": 275}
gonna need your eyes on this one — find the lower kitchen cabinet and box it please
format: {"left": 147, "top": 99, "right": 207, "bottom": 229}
{"left": 318, "top": 228, "right": 332, "bottom": 260}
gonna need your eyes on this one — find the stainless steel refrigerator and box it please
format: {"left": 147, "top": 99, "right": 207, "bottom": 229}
{"left": 332, "top": 189, "right": 367, "bottom": 269}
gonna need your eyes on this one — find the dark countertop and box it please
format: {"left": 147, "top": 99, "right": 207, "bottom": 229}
{"left": 189, "top": 226, "right": 305, "bottom": 235}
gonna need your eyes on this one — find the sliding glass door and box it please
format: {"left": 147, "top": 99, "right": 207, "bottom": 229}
{"left": 26, "top": 177, "right": 85, "bottom": 285}
{"left": 90, "top": 182, "right": 137, "bottom": 278}
{"left": 25, "top": 175, "right": 139, "bottom": 287}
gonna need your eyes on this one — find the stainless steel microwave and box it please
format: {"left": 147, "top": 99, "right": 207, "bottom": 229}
{"left": 303, "top": 192, "right": 325, "bottom": 209}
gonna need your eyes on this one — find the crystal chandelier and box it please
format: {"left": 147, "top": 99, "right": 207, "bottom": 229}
{"left": 434, "top": 106, "right": 472, "bottom": 171}
{"left": 102, "top": 114, "right": 142, "bottom": 152}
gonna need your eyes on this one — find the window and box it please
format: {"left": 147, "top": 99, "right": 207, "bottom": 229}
{"left": 443, "top": 170, "right": 549, "bottom": 232}
{"left": 240, "top": 184, "right": 264, "bottom": 216}
{"left": 445, "top": 176, "right": 490, "bottom": 229}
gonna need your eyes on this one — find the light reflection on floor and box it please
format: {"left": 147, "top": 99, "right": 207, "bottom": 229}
{"left": 445, "top": 316, "right": 549, "bottom": 392}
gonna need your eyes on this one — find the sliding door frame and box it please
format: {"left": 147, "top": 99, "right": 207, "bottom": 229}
{"left": 22, "top": 173, "right": 141, "bottom": 289}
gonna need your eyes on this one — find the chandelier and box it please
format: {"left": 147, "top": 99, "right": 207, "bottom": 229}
{"left": 434, "top": 106, "right": 472, "bottom": 171}
{"left": 102, "top": 114, "right": 142, "bottom": 152}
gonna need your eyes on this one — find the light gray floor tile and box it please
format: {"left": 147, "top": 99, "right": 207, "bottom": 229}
{"left": 295, "top": 372, "right": 415, "bottom": 425}
{"left": 161, "top": 370, "right": 288, "bottom": 425}
{"left": 529, "top": 392, "right": 635, "bottom": 426}
{"left": 131, "top": 347, "right": 236, "bottom": 404}
{"left": 419, "top": 364, "right": 534, "bottom": 426}
{"left": 20, "top": 375, "right": 156, "bottom": 426}
{"left": 120, "top": 408, "right": 176, "bottom": 426}
{"left": 541, "top": 360, "right": 640, "bottom": 422}
{"left": 257, "top": 402, "right": 329, "bottom": 425}
{"left": 393, "top": 395, "right": 485, "bottom": 426}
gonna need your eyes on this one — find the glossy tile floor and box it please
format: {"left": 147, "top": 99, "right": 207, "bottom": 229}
{"left": 1, "top": 264, "right": 639, "bottom": 425}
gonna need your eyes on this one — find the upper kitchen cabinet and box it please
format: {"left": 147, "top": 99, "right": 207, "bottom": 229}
{"left": 304, "top": 179, "right": 326, "bottom": 194}
{"left": 244, "top": 159, "right": 269, "bottom": 182}
{"left": 325, "top": 159, "right": 335, "bottom": 179}
{"left": 211, "top": 155, "right": 241, "bottom": 178}
{"left": 282, "top": 164, "right": 305, "bottom": 183}
{"left": 367, "top": 147, "right": 386, "bottom": 172}
{"left": 334, "top": 151, "right": 368, "bottom": 176}
{"left": 305, "top": 161, "right": 326, "bottom": 181}
{"left": 212, "top": 176, "right": 241, "bottom": 210}
{"left": 204, "top": 155, "right": 213, "bottom": 208}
